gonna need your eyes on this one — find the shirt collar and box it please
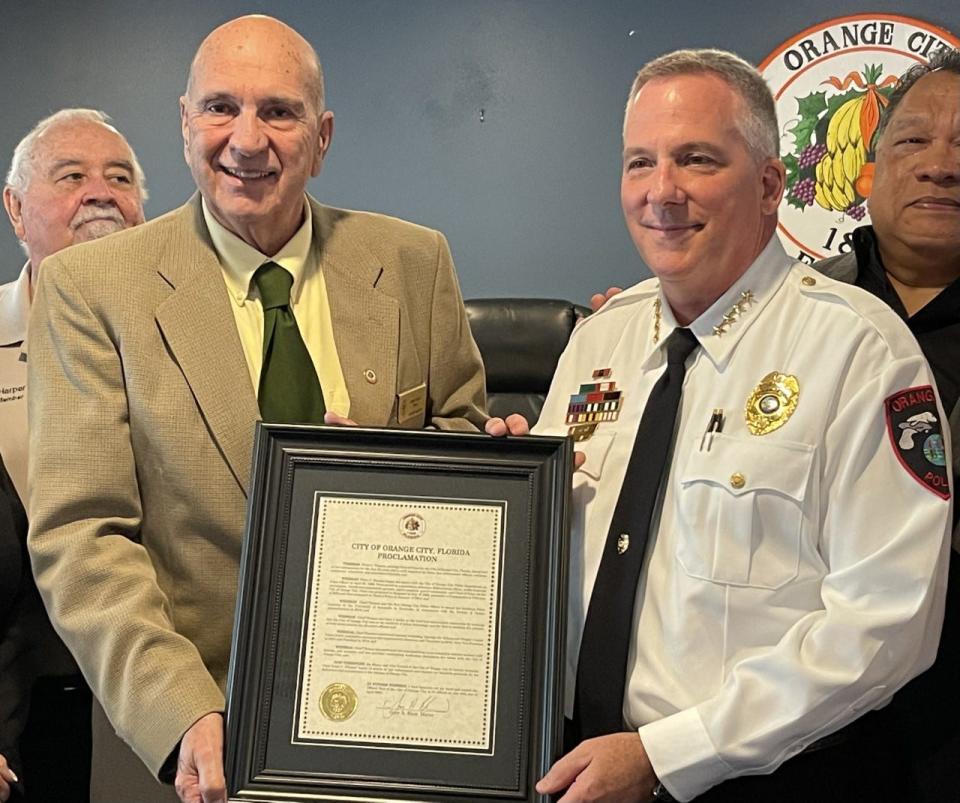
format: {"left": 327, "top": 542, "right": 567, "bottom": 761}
{"left": 201, "top": 197, "right": 314, "bottom": 306}
{"left": 643, "top": 235, "right": 794, "bottom": 370}
{"left": 852, "top": 224, "right": 960, "bottom": 327}
{"left": 852, "top": 225, "right": 880, "bottom": 277}
{"left": 0, "top": 262, "right": 32, "bottom": 347}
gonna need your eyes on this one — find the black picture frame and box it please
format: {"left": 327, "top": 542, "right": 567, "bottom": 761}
{"left": 226, "top": 424, "right": 572, "bottom": 802}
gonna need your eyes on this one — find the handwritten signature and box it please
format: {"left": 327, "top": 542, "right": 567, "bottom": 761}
{"left": 377, "top": 694, "right": 451, "bottom": 719}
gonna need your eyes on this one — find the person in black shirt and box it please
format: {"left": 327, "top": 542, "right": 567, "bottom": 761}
{"left": 817, "top": 47, "right": 960, "bottom": 803}
{"left": 0, "top": 454, "right": 27, "bottom": 802}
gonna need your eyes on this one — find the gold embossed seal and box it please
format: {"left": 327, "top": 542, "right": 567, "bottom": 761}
{"left": 399, "top": 513, "right": 426, "bottom": 538}
{"left": 745, "top": 372, "right": 800, "bottom": 435}
{"left": 320, "top": 682, "right": 358, "bottom": 721}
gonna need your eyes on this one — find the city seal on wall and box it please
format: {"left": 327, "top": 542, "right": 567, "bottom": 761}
{"left": 759, "top": 14, "right": 959, "bottom": 263}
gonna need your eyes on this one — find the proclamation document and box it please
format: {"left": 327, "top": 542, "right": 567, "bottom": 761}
{"left": 294, "top": 494, "right": 505, "bottom": 752}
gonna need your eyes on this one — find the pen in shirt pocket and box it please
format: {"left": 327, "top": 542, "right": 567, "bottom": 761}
{"left": 699, "top": 408, "right": 724, "bottom": 452}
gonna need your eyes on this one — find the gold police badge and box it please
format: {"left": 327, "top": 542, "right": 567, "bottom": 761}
{"left": 745, "top": 372, "right": 800, "bottom": 435}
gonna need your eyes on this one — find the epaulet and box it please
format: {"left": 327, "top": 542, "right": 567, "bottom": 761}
{"left": 575, "top": 277, "right": 658, "bottom": 333}
{"left": 789, "top": 260, "right": 918, "bottom": 355}
{"left": 791, "top": 261, "right": 893, "bottom": 314}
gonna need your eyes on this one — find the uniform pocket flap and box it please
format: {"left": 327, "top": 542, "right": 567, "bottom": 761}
{"left": 679, "top": 434, "right": 815, "bottom": 502}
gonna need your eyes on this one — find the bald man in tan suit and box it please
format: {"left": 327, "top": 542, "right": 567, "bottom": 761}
{"left": 27, "top": 16, "right": 487, "bottom": 803}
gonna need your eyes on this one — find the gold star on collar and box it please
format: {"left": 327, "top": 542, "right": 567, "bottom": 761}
{"left": 712, "top": 290, "right": 754, "bottom": 337}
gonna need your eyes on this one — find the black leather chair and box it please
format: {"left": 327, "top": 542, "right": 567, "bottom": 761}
{"left": 464, "top": 298, "right": 589, "bottom": 424}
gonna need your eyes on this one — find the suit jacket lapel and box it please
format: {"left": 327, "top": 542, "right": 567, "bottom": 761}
{"left": 154, "top": 199, "right": 260, "bottom": 495}
{"left": 311, "top": 201, "right": 402, "bottom": 425}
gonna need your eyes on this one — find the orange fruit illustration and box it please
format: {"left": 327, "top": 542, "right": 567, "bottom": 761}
{"left": 855, "top": 162, "right": 875, "bottom": 198}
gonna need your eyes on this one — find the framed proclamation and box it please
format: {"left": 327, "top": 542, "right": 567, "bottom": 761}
{"left": 225, "top": 424, "right": 572, "bottom": 802}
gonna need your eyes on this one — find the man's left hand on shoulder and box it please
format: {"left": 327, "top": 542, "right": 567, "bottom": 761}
{"left": 590, "top": 286, "right": 624, "bottom": 312}
{"left": 536, "top": 732, "right": 658, "bottom": 802}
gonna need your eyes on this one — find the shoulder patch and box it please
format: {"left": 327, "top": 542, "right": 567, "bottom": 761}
{"left": 885, "top": 385, "right": 950, "bottom": 500}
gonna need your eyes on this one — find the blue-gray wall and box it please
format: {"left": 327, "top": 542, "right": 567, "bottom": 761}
{"left": 1, "top": 1, "right": 956, "bottom": 300}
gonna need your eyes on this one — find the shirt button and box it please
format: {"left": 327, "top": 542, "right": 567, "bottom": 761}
{"left": 801, "top": 276, "right": 817, "bottom": 287}
{"left": 730, "top": 472, "right": 746, "bottom": 489}
{"left": 363, "top": 369, "right": 377, "bottom": 384}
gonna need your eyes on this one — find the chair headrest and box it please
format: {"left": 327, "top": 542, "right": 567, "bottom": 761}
{"left": 465, "top": 298, "right": 588, "bottom": 392}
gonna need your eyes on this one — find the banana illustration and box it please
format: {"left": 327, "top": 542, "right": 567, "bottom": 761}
{"left": 836, "top": 102, "right": 852, "bottom": 150}
{"left": 847, "top": 103, "right": 863, "bottom": 147}
{"left": 814, "top": 182, "right": 831, "bottom": 209}
{"left": 842, "top": 144, "right": 863, "bottom": 186}
{"left": 814, "top": 95, "right": 867, "bottom": 212}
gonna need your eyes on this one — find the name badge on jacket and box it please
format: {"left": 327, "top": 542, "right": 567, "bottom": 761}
{"left": 397, "top": 383, "right": 427, "bottom": 425}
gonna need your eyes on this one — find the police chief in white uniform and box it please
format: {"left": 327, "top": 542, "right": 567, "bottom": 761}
{"left": 532, "top": 49, "right": 951, "bottom": 803}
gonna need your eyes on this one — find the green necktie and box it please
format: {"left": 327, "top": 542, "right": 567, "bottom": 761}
{"left": 254, "top": 261, "right": 326, "bottom": 423}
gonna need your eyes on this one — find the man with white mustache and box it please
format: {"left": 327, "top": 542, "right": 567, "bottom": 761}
{"left": 0, "top": 107, "right": 145, "bottom": 801}
{"left": 1, "top": 108, "right": 146, "bottom": 500}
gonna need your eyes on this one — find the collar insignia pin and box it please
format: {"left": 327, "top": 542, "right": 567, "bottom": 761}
{"left": 713, "top": 290, "right": 755, "bottom": 337}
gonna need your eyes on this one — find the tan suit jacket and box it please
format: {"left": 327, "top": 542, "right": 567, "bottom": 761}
{"left": 26, "top": 195, "right": 486, "bottom": 780}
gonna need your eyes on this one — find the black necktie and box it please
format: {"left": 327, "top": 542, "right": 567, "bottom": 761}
{"left": 254, "top": 261, "right": 326, "bottom": 424}
{"left": 574, "top": 327, "right": 699, "bottom": 740}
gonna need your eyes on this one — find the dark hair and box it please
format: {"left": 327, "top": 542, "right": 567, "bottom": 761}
{"left": 876, "top": 47, "right": 960, "bottom": 142}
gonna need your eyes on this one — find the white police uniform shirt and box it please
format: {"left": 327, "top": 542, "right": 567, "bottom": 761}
{"left": 533, "top": 236, "right": 951, "bottom": 801}
{"left": 0, "top": 262, "right": 30, "bottom": 503}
